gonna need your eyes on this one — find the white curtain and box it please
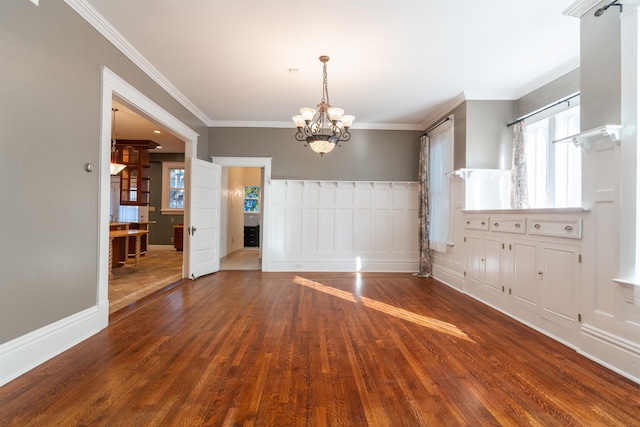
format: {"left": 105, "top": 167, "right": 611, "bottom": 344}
{"left": 428, "top": 120, "right": 453, "bottom": 253}
{"left": 511, "top": 121, "right": 529, "bottom": 209}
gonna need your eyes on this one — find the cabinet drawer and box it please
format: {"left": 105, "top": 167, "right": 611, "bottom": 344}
{"left": 491, "top": 218, "right": 526, "bottom": 234}
{"left": 464, "top": 217, "right": 489, "bottom": 231}
{"left": 528, "top": 219, "right": 582, "bottom": 239}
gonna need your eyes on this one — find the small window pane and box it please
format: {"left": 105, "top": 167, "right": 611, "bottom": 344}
{"left": 170, "top": 169, "right": 185, "bottom": 189}
{"left": 169, "top": 189, "right": 184, "bottom": 209}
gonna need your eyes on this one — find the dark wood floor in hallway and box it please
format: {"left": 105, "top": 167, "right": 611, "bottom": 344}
{"left": 1, "top": 272, "right": 638, "bottom": 426}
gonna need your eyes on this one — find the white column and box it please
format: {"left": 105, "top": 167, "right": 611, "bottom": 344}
{"left": 621, "top": 1, "right": 640, "bottom": 282}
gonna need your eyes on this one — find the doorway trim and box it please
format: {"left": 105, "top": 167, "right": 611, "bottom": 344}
{"left": 211, "top": 157, "right": 272, "bottom": 272}
{"left": 99, "top": 67, "right": 198, "bottom": 320}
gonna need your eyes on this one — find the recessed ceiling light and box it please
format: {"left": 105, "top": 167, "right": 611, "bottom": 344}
{"left": 153, "top": 130, "right": 161, "bottom": 134}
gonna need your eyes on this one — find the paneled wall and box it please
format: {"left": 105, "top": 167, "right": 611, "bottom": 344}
{"left": 268, "top": 181, "right": 419, "bottom": 272}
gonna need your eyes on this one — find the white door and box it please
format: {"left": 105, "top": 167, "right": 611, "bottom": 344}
{"left": 187, "top": 158, "right": 221, "bottom": 279}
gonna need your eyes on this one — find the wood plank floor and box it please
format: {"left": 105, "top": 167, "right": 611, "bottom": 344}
{"left": 110, "top": 246, "right": 260, "bottom": 315}
{"left": 2, "top": 272, "right": 639, "bottom": 426}
{"left": 109, "top": 245, "right": 183, "bottom": 314}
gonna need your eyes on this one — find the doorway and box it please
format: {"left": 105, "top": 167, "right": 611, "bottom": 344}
{"left": 99, "top": 67, "right": 199, "bottom": 321}
{"left": 220, "top": 166, "right": 262, "bottom": 270}
{"left": 107, "top": 98, "right": 186, "bottom": 313}
{"left": 212, "top": 157, "right": 272, "bottom": 272}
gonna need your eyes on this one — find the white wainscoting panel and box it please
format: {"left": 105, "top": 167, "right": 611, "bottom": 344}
{"left": 267, "top": 181, "right": 419, "bottom": 272}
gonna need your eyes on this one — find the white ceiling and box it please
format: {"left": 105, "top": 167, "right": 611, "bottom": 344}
{"left": 90, "top": 0, "right": 581, "bottom": 152}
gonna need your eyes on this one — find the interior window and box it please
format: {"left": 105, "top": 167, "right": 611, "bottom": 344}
{"left": 525, "top": 105, "right": 581, "bottom": 208}
{"left": 161, "top": 162, "right": 185, "bottom": 213}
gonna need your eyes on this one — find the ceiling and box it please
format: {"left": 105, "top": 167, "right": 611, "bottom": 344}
{"left": 91, "top": 0, "right": 581, "bottom": 153}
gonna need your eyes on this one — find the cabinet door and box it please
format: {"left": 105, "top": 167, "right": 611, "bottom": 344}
{"left": 465, "top": 235, "right": 483, "bottom": 294}
{"left": 484, "top": 236, "right": 503, "bottom": 298}
{"left": 540, "top": 243, "right": 580, "bottom": 330}
{"left": 510, "top": 240, "right": 539, "bottom": 313}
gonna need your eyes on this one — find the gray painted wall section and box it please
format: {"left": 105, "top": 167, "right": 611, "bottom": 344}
{"left": 430, "top": 100, "right": 514, "bottom": 170}
{"left": 516, "top": 69, "right": 580, "bottom": 118}
{"left": 466, "top": 100, "right": 515, "bottom": 170}
{"left": 580, "top": 3, "right": 621, "bottom": 129}
{"left": 0, "top": 0, "right": 209, "bottom": 343}
{"left": 149, "top": 153, "right": 185, "bottom": 245}
{"left": 209, "top": 127, "right": 421, "bottom": 181}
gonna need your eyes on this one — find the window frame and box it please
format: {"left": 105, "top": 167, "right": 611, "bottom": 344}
{"left": 428, "top": 117, "right": 455, "bottom": 252}
{"left": 525, "top": 105, "right": 582, "bottom": 209}
{"left": 161, "top": 161, "right": 185, "bottom": 215}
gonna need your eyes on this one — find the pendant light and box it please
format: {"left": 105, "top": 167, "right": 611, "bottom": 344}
{"left": 110, "top": 108, "right": 126, "bottom": 175}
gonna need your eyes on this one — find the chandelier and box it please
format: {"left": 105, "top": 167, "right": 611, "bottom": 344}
{"left": 292, "top": 56, "right": 355, "bottom": 156}
{"left": 110, "top": 108, "right": 127, "bottom": 175}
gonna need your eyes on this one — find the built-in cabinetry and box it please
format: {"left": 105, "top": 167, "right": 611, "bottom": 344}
{"left": 114, "top": 140, "right": 159, "bottom": 206}
{"left": 244, "top": 226, "right": 259, "bottom": 247}
{"left": 174, "top": 225, "right": 184, "bottom": 251}
{"left": 464, "top": 210, "right": 584, "bottom": 346}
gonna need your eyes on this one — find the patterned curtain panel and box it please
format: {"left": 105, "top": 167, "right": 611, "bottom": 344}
{"left": 417, "top": 134, "right": 432, "bottom": 278}
{"left": 511, "top": 121, "right": 529, "bottom": 209}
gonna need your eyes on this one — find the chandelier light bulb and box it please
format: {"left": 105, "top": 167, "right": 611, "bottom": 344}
{"left": 300, "top": 108, "right": 316, "bottom": 122}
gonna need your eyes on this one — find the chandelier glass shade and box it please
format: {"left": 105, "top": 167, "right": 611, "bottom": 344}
{"left": 110, "top": 108, "right": 127, "bottom": 175}
{"left": 292, "top": 56, "right": 355, "bottom": 156}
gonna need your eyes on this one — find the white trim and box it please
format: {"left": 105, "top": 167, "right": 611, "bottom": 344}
{"left": 0, "top": 303, "right": 107, "bottom": 386}
{"left": 101, "top": 66, "right": 198, "bottom": 294}
{"left": 579, "top": 324, "right": 640, "bottom": 384}
{"left": 211, "top": 157, "right": 272, "bottom": 272}
{"left": 209, "top": 120, "right": 423, "bottom": 131}
{"left": 267, "top": 259, "right": 419, "bottom": 273}
{"left": 421, "top": 92, "right": 466, "bottom": 130}
{"left": 553, "top": 125, "right": 622, "bottom": 150}
{"left": 161, "top": 161, "right": 185, "bottom": 214}
{"left": 563, "top": 0, "right": 605, "bottom": 17}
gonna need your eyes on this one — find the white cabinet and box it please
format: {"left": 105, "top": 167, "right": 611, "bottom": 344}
{"left": 539, "top": 243, "right": 581, "bottom": 330}
{"left": 463, "top": 211, "right": 583, "bottom": 344}
{"left": 464, "top": 234, "right": 505, "bottom": 307}
{"left": 510, "top": 239, "right": 539, "bottom": 314}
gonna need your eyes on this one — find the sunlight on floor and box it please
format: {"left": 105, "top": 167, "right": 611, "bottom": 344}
{"left": 294, "top": 275, "right": 473, "bottom": 342}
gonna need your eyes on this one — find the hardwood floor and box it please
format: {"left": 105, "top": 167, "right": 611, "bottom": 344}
{"left": 109, "top": 245, "right": 183, "bottom": 314}
{"left": 220, "top": 248, "right": 261, "bottom": 270}
{"left": 2, "top": 272, "right": 638, "bottom": 426}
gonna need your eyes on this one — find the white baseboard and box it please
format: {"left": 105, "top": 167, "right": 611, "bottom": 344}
{"left": 579, "top": 324, "right": 640, "bottom": 384}
{"left": 431, "top": 264, "right": 465, "bottom": 290}
{"left": 0, "top": 302, "right": 108, "bottom": 387}
{"left": 267, "top": 258, "right": 419, "bottom": 273}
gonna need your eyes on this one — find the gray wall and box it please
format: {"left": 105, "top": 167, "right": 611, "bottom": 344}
{"left": 580, "top": 2, "right": 621, "bottom": 129}
{"left": 431, "top": 100, "right": 514, "bottom": 171}
{"left": 0, "top": 0, "right": 209, "bottom": 343}
{"left": 149, "top": 153, "right": 185, "bottom": 245}
{"left": 517, "top": 69, "right": 580, "bottom": 117}
{"left": 466, "top": 100, "right": 515, "bottom": 170}
{"left": 210, "top": 127, "right": 422, "bottom": 181}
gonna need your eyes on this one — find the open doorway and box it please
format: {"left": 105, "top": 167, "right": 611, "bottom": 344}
{"left": 219, "top": 167, "right": 262, "bottom": 270}
{"left": 212, "top": 157, "right": 272, "bottom": 272}
{"left": 99, "top": 67, "right": 199, "bottom": 322}
{"left": 107, "top": 98, "right": 186, "bottom": 313}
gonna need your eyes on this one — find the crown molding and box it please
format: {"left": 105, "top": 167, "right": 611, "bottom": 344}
{"left": 563, "top": 0, "right": 601, "bottom": 17}
{"left": 64, "top": 0, "right": 212, "bottom": 127}
{"left": 209, "top": 120, "right": 424, "bottom": 131}
{"left": 420, "top": 92, "right": 467, "bottom": 131}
